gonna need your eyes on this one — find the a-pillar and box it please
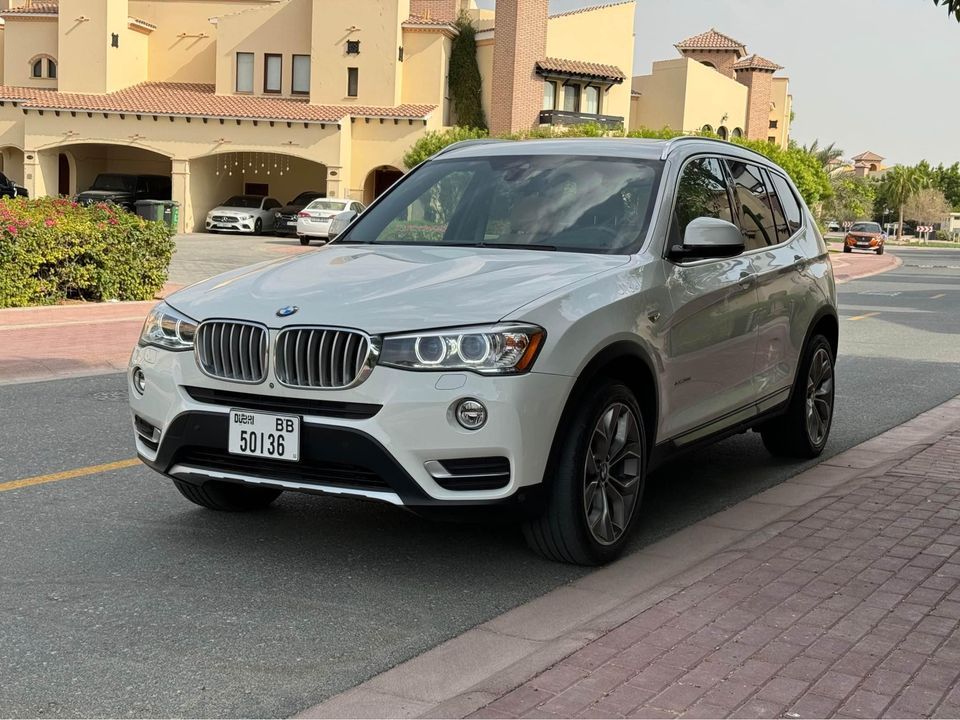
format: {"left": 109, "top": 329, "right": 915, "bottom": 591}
{"left": 171, "top": 158, "right": 190, "bottom": 233}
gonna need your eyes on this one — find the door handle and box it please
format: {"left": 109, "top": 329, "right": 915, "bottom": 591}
{"left": 738, "top": 271, "right": 755, "bottom": 290}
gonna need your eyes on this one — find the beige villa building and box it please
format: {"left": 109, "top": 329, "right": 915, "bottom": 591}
{"left": 629, "top": 29, "right": 792, "bottom": 148}
{"left": 0, "top": 0, "right": 636, "bottom": 231}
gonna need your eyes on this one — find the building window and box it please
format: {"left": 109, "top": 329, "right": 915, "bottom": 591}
{"left": 769, "top": 119, "right": 778, "bottom": 129}
{"left": 562, "top": 84, "right": 578, "bottom": 112}
{"left": 111, "top": 33, "right": 119, "bottom": 48}
{"left": 346, "top": 40, "right": 361, "bottom": 55}
{"left": 731, "top": 127, "right": 743, "bottom": 138}
{"left": 583, "top": 86, "right": 600, "bottom": 114}
{"left": 347, "top": 67, "right": 359, "bottom": 97}
{"left": 236, "top": 52, "right": 254, "bottom": 93}
{"left": 717, "top": 126, "right": 728, "bottom": 140}
{"left": 264, "top": 53, "right": 282, "bottom": 94}
{"left": 542, "top": 81, "right": 556, "bottom": 111}
{"left": 768, "top": 136, "right": 777, "bottom": 144}
{"left": 292, "top": 55, "right": 310, "bottom": 95}
{"left": 31, "top": 59, "right": 43, "bottom": 78}
{"left": 47, "top": 59, "right": 57, "bottom": 79}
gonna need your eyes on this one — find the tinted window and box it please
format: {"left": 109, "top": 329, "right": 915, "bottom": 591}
{"left": 92, "top": 174, "right": 136, "bottom": 192}
{"left": 725, "top": 160, "right": 779, "bottom": 250}
{"left": 223, "top": 196, "right": 264, "bottom": 209}
{"left": 851, "top": 222, "right": 881, "bottom": 233}
{"left": 338, "top": 156, "right": 662, "bottom": 255}
{"left": 672, "top": 157, "right": 734, "bottom": 246}
{"left": 761, "top": 169, "right": 790, "bottom": 242}
{"left": 768, "top": 172, "right": 803, "bottom": 237}
{"left": 291, "top": 192, "right": 323, "bottom": 205}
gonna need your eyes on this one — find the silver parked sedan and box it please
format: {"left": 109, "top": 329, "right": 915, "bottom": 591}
{"left": 205, "top": 195, "right": 282, "bottom": 235}
{"left": 296, "top": 198, "right": 365, "bottom": 245}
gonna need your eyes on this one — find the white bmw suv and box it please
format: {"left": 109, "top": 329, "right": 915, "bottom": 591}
{"left": 129, "top": 137, "right": 837, "bottom": 565}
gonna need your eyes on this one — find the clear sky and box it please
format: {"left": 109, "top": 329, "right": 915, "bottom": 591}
{"left": 477, "top": 0, "right": 960, "bottom": 167}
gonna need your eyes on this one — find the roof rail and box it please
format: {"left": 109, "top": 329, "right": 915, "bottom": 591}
{"left": 433, "top": 138, "right": 505, "bottom": 159}
{"left": 658, "top": 135, "right": 773, "bottom": 163}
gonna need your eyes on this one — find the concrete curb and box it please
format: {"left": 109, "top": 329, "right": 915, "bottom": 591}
{"left": 295, "top": 395, "right": 960, "bottom": 719}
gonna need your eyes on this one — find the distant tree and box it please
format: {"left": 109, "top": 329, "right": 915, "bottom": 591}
{"left": 902, "top": 188, "right": 953, "bottom": 226}
{"left": 802, "top": 139, "right": 844, "bottom": 169}
{"left": 933, "top": 0, "right": 960, "bottom": 20}
{"left": 448, "top": 15, "right": 487, "bottom": 130}
{"left": 932, "top": 162, "right": 960, "bottom": 209}
{"left": 823, "top": 175, "right": 876, "bottom": 224}
{"left": 878, "top": 166, "right": 931, "bottom": 239}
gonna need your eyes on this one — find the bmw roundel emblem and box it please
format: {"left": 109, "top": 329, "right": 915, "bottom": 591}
{"left": 276, "top": 305, "right": 299, "bottom": 318}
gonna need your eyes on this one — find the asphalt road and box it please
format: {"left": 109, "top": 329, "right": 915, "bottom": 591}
{"left": 1, "top": 247, "right": 959, "bottom": 717}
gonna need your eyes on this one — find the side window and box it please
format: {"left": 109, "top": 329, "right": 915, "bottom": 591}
{"left": 725, "top": 160, "right": 779, "bottom": 250}
{"left": 672, "top": 157, "right": 734, "bottom": 246}
{"left": 768, "top": 171, "right": 803, "bottom": 238}
{"left": 761, "top": 169, "right": 789, "bottom": 243}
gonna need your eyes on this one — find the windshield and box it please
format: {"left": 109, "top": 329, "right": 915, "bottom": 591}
{"left": 91, "top": 174, "right": 136, "bottom": 192}
{"left": 337, "top": 155, "right": 663, "bottom": 254}
{"left": 851, "top": 222, "right": 881, "bottom": 233}
{"left": 222, "top": 196, "right": 263, "bottom": 209}
{"left": 291, "top": 192, "right": 323, "bottom": 205}
{"left": 305, "top": 200, "right": 349, "bottom": 212}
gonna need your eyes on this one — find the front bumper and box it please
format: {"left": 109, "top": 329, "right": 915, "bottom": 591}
{"left": 128, "top": 344, "right": 574, "bottom": 507}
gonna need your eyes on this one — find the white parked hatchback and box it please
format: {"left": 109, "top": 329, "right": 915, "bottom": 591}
{"left": 130, "top": 138, "right": 838, "bottom": 565}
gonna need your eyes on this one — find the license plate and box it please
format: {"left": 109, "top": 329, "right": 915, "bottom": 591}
{"left": 857, "top": 241, "right": 870, "bottom": 246}
{"left": 228, "top": 409, "right": 300, "bottom": 461}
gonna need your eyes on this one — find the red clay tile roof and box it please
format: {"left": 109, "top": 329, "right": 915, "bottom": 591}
{"left": 128, "top": 16, "right": 157, "bottom": 31}
{"left": 536, "top": 57, "right": 626, "bottom": 83}
{"left": 0, "top": 2, "right": 59, "bottom": 15}
{"left": 402, "top": 14, "right": 457, "bottom": 31}
{"left": 549, "top": 1, "right": 634, "bottom": 19}
{"left": 0, "top": 83, "right": 436, "bottom": 123}
{"left": 852, "top": 151, "right": 884, "bottom": 162}
{"left": 675, "top": 28, "right": 746, "bottom": 53}
{"left": 732, "top": 54, "right": 782, "bottom": 71}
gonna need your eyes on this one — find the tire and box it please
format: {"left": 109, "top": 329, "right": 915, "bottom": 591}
{"left": 877, "top": 245, "right": 884, "bottom": 255}
{"left": 253, "top": 218, "right": 263, "bottom": 235}
{"left": 523, "top": 381, "right": 647, "bottom": 565}
{"left": 172, "top": 479, "right": 282, "bottom": 511}
{"left": 760, "top": 334, "right": 835, "bottom": 459}
{"left": 842, "top": 245, "right": 851, "bottom": 253}
{"left": 299, "top": 236, "right": 310, "bottom": 246}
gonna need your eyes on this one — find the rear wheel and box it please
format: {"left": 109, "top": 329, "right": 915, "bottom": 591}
{"left": 299, "top": 236, "right": 311, "bottom": 246}
{"left": 173, "top": 479, "right": 282, "bottom": 511}
{"left": 760, "top": 334, "right": 835, "bottom": 458}
{"left": 523, "top": 381, "right": 646, "bottom": 565}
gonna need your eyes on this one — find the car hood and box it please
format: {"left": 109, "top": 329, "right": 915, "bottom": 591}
{"left": 77, "top": 189, "right": 133, "bottom": 200}
{"left": 207, "top": 205, "right": 259, "bottom": 215}
{"left": 166, "top": 244, "right": 629, "bottom": 334}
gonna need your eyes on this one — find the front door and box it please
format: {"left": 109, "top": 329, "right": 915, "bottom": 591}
{"left": 658, "top": 156, "right": 760, "bottom": 442}
{"left": 58, "top": 154, "right": 70, "bottom": 197}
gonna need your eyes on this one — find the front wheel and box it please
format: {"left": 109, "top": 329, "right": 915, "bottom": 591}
{"left": 299, "top": 236, "right": 310, "bottom": 246}
{"left": 842, "top": 245, "right": 852, "bottom": 253}
{"left": 877, "top": 245, "right": 884, "bottom": 255}
{"left": 523, "top": 381, "right": 647, "bottom": 565}
{"left": 253, "top": 218, "right": 263, "bottom": 235}
{"left": 760, "top": 334, "right": 835, "bottom": 458}
{"left": 173, "top": 479, "right": 282, "bottom": 511}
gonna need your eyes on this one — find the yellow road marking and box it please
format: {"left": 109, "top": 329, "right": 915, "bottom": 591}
{"left": 931, "top": 293, "right": 946, "bottom": 299}
{"left": 848, "top": 311, "right": 881, "bottom": 321}
{"left": 0, "top": 458, "right": 140, "bottom": 493}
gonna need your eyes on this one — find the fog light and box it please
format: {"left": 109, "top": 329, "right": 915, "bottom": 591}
{"left": 132, "top": 366, "right": 146, "bottom": 395}
{"left": 455, "top": 398, "right": 487, "bottom": 430}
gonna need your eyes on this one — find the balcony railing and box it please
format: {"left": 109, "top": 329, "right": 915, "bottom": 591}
{"left": 539, "top": 110, "right": 624, "bottom": 130}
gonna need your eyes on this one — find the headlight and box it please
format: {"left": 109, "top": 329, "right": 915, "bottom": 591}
{"left": 139, "top": 302, "right": 197, "bottom": 351}
{"left": 379, "top": 324, "right": 545, "bottom": 375}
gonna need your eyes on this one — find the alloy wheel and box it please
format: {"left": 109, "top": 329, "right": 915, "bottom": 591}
{"left": 805, "top": 347, "right": 834, "bottom": 447}
{"left": 583, "top": 402, "right": 643, "bottom": 546}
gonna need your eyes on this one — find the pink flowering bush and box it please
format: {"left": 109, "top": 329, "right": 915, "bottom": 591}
{"left": 0, "top": 197, "right": 174, "bottom": 307}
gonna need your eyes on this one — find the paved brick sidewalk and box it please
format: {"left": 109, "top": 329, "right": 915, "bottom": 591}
{"left": 471, "top": 434, "right": 960, "bottom": 719}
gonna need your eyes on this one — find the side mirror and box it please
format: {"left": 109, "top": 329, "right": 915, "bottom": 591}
{"left": 671, "top": 217, "right": 745, "bottom": 259}
{"left": 327, "top": 210, "right": 358, "bottom": 241}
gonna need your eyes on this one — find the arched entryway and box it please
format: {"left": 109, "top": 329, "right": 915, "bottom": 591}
{"left": 363, "top": 166, "right": 404, "bottom": 205}
{"left": 39, "top": 142, "right": 172, "bottom": 200}
{"left": 0, "top": 147, "right": 25, "bottom": 185}
{"left": 189, "top": 151, "right": 328, "bottom": 232}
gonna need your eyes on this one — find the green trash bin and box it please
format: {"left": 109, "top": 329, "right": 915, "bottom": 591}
{"left": 162, "top": 201, "right": 180, "bottom": 231}
{"left": 134, "top": 199, "right": 164, "bottom": 222}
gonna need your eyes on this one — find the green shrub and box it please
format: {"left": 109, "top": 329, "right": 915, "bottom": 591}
{"left": 0, "top": 197, "right": 175, "bottom": 308}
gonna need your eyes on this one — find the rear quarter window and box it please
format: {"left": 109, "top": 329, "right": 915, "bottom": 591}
{"left": 767, "top": 172, "right": 803, "bottom": 238}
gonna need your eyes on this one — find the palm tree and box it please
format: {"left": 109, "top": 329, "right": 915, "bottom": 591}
{"left": 803, "top": 139, "right": 844, "bottom": 169}
{"left": 881, "top": 166, "right": 931, "bottom": 240}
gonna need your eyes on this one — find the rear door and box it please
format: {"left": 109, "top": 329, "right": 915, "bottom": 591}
{"left": 659, "top": 156, "right": 760, "bottom": 442}
{"left": 726, "top": 161, "right": 808, "bottom": 411}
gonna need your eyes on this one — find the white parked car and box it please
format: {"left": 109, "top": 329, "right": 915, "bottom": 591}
{"left": 130, "top": 137, "right": 838, "bottom": 565}
{"left": 205, "top": 195, "right": 282, "bottom": 234}
{"left": 296, "top": 198, "right": 365, "bottom": 245}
